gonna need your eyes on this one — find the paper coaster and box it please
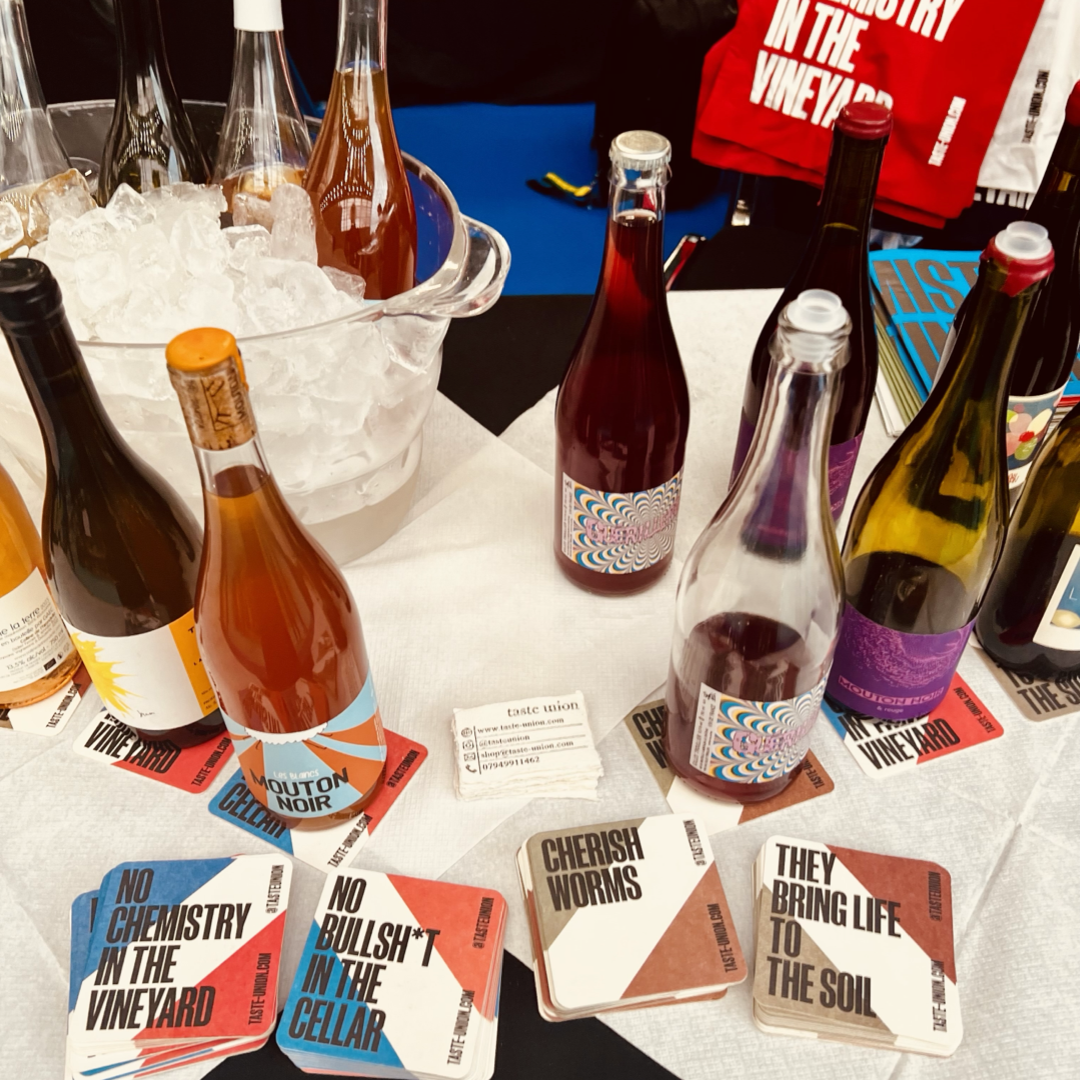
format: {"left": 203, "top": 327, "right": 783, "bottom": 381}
{"left": 975, "top": 646, "right": 1080, "bottom": 722}
{"left": 623, "top": 697, "right": 834, "bottom": 832}
{"left": 821, "top": 674, "right": 1003, "bottom": 777}
{"left": 73, "top": 708, "right": 233, "bottom": 793}
{"left": 1, "top": 664, "right": 91, "bottom": 736}
{"left": 752, "top": 835, "right": 962, "bottom": 1057}
{"left": 208, "top": 728, "right": 428, "bottom": 870}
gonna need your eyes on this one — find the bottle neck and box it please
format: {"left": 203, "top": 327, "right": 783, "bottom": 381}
{"left": 1029, "top": 123, "right": 1080, "bottom": 252}
{"left": 336, "top": 0, "right": 386, "bottom": 73}
{"left": 192, "top": 434, "right": 276, "bottom": 503}
{"left": 4, "top": 318, "right": 125, "bottom": 468}
{"left": 807, "top": 129, "right": 886, "bottom": 255}
{"left": 0, "top": 1, "right": 48, "bottom": 112}
{"left": 114, "top": 0, "right": 174, "bottom": 85}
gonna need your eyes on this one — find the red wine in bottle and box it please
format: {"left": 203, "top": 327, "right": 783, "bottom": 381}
{"left": 0, "top": 260, "right": 223, "bottom": 746}
{"left": 730, "top": 102, "right": 891, "bottom": 519}
{"left": 555, "top": 131, "right": 689, "bottom": 595}
{"left": 665, "top": 290, "right": 850, "bottom": 803}
{"left": 826, "top": 223, "right": 1055, "bottom": 721}
{"left": 977, "top": 399, "right": 1080, "bottom": 677}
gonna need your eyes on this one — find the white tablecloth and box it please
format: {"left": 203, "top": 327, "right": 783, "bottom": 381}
{"left": 2, "top": 292, "right": 1076, "bottom": 1080}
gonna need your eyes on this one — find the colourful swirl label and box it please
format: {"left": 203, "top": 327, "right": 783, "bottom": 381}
{"left": 560, "top": 472, "right": 681, "bottom": 574}
{"left": 687, "top": 678, "right": 826, "bottom": 784}
{"left": 224, "top": 671, "right": 387, "bottom": 818}
{"left": 1006, "top": 385, "right": 1065, "bottom": 489}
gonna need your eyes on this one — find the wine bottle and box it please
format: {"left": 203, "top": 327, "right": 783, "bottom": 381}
{"left": 1003, "top": 79, "right": 1080, "bottom": 490}
{"left": 0, "top": 461, "right": 79, "bottom": 708}
{"left": 166, "top": 327, "right": 387, "bottom": 830}
{"left": 730, "top": 102, "right": 891, "bottom": 520}
{"left": 977, "top": 399, "right": 1080, "bottom": 676}
{"left": 826, "top": 222, "right": 1055, "bottom": 721}
{"left": 0, "top": 0, "right": 72, "bottom": 238}
{"left": 0, "top": 260, "right": 223, "bottom": 746}
{"left": 555, "top": 131, "right": 690, "bottom": 595}
{"left": 213, "top": 0, "right": 312, "bottom": 211}
{"left": 97, "top": 0, "right": 210, "bottom": 205}
{"left": 665, "top": 290, "right": 850, "bottom": 803}
{"left": 303, "top": 0, "right": 416, "bottom": 299}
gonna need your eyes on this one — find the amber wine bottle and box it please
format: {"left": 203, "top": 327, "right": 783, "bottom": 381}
{"left": 0, "top": 461, "right": 79, "bottom": 708}
{"left": 166, "top": 327, "right": 387, "bottom": 830}
{"left": 0, "top": 260, "right": 223, "bottom": 745}
{"left": 826, "top": 223, "right": 1055, "bottom": 720}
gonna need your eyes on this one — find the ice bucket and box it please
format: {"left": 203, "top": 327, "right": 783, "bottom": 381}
{"left": 0, "top": 101, "right": 509, "bottom": 563}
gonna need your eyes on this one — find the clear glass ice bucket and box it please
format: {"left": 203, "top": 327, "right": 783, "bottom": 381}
{"left": 0, "top": 100, "right": 510, "bottom": 563}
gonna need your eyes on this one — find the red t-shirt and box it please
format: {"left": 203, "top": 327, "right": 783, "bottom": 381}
{"left": 693, "top": 0, "right": 1044, "bottom": 223}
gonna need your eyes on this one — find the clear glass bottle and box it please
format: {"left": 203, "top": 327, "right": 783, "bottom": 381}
{"left": 0, "top": 260, "right": 223, "bottom": 746}
{"left": 0, "top": 461, "right": 79, "bottom": 708}
{"left": 664, "top": 290, "right": 850, "bottom": 803}
{"left": 827, "top": 222, "right": 1055, "bottom": 720}
{"left": 98, "top": 0, "right": 210, "bottom": 205}
{"left": 730, "top": 103, "right": 891, "bottom": 520}
{"left": 303, "top": 0, "right": 416, "bottom": 299}
{"left": 0, "top": 0, "right": 71, "bottom": 231}
{"left": 213, "top": 0, "right": 312, "bottom": 210}
{"left": 167, "top": 327, "right": 387, "bottom": 830}
{"left": 555, "top": 131, "right": 690, "bottom": 595}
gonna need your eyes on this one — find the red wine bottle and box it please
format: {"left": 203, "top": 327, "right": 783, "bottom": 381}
{"left": 730, "top": 102, "right": 891, "bottom": 520}
{"left": 827, "top": 223, "right": 1055, "bottom": 721}
{"left": 1003, "top": 80, "right": 1080, "bottom": 489}
{"left": 555, "top": 131, "right": 689, "bottom": 595}
{"left": 977, "top": 399, "right": 1080, "bottom": 677}
{"left": 665, "top": 290, "right": 850, "bottom": 803}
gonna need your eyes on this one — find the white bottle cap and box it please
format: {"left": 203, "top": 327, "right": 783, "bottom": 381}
{"left": 786, "top": 289, "right": 848, "bottom": 334}
{"left": 234, "top": 0, "right": 284, "bottom": 31}
{"left": 995, "top": 220, "right": 1052, "bottom": 261}
{"left": 609, "top": 131, "right": 671, "bottom": 171}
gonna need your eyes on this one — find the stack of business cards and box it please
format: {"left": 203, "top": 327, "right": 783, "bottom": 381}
{"left": 66, "top": 855, "right": 292, "bottom": 1079}
{"left": 752, "top": 836, "right": 963, "bottom": 1056}
{"left": 517, "top": 814, "right": 746, "bottom": 1021}
{"left": 452, "top": 692, "right": 603, "bottom": 800}
{"left": 277, "top": 867, "right": 507, "bottom": 1080}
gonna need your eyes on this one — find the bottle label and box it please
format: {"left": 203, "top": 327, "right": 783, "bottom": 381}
{"left": 223, "top": 672, "right": 387, "bottom": 818}
{"left": 1032, "top": 545, "right": 1080, "bottom": 652}
{"left": 826, "top": 604, "right": 974, "bottom": 720}
{"left": 688, "top": 677, "right": 826, "bottom": 784}
{"left": 64, "top": 609, "right": 219, "bottom": 731}
{"left": 1007, "top": 385, "right": 1064, "bottom": 489}
{"left": 0, "top": 568, "right": 75, "bottom": 692}
{"left": 828, "top": 433, "right": 863, "bottom": 519}
{"left": 561, "top": 472, "right": 681, "bottom": 574}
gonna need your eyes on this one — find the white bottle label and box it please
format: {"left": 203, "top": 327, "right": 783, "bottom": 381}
{"left": 689, "top": 677, "right": 826, "bottom": 784}
{"left": 0, "top": 568, "right": 75, "bottom": 692}
{"left": 1032, "top": 545, "right": 1080, "bottom": 652}
{"left": 64, "top": 609, "right": 219, "bottom": 732}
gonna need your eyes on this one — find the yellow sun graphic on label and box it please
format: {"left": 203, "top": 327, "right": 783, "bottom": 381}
{"left": 69, "top": 632, "right": 138, "bottom": 715}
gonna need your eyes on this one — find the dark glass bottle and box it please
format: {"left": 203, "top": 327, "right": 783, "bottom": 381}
{"left": 730, "top": 102, "right": 891, "bottom": 520}
{"left": 97, "top": 0, "right": 210, "bottom": 205}
{"left": 0, "top": 260, "right": 223, "bottom": 746}
{"left": 1003, "top": 80, "right": 1080, "bottom": 489}
{"left": 977, "top": 400, "right": 1080, "bottom": 676}
{"left": 826, "top": 223, "right": 1055, "bottom": 721}
{"left": 555, "top": 130, "right": 689, "bottom": 595}
{"left": 665, "top": 290, "right": 849, "bottom": 803}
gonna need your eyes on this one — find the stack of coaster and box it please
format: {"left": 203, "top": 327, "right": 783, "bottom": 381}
{"left": 452, "top": 692, "right": 603, "bottom": 800}
{"left": 752, "top": 835, "right": 963, "bottom": 1056}
{"left": 517, "top": 814, "right": 746, "bottom": 1021}
{"left": 277, "top": 867, "right": 507, "bottom": 1080}
{"left": 66, "top": 855, "right": 292, "bottom": 1079}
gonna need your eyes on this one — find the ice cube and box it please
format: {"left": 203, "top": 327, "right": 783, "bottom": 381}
{"left": 75, "top": 249, "right": 128, "bottom": 312}
{"left": 125, "top": 223, "right": 180, "bottom": 292}
{"left": 171, "top": 182, "right": 227, "bottom": 216}
{"left": 179, "top": 273, "right": 241, "bottom": 330}
{"left": 381, "top": 313, "right": 447, "bottom": 374}
{"left": 106, "top": 184, "right": 155, "bottom": 230}
{"left": 170, "top": 210, "right": 230, "bottom": 277}
{"left": 0, "top": 202, "right": 25, "bottom": 254}
{"left": 224, "top": 224, "right": 271, "bottom": 273}
{"left": 50, "top": 208, "right": 122, "bottom": 260}
{"left": 232, "top": 192, "right": 275, "bottom": 230}
{"left": 322, "top": 266, "right": 366, "bottom": 305}
{"left": 269, "top": 183, "right": 317, "bottom": 264}
{"left": 27, "top": 168, "right": 95, "bottom": 241}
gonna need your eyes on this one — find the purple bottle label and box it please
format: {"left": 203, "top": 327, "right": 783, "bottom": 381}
{"left": 826, "top": 604, "right": 974, "bottom": 721}
{"left": 731, "top": 419, "right": 862, "bottom": 521}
